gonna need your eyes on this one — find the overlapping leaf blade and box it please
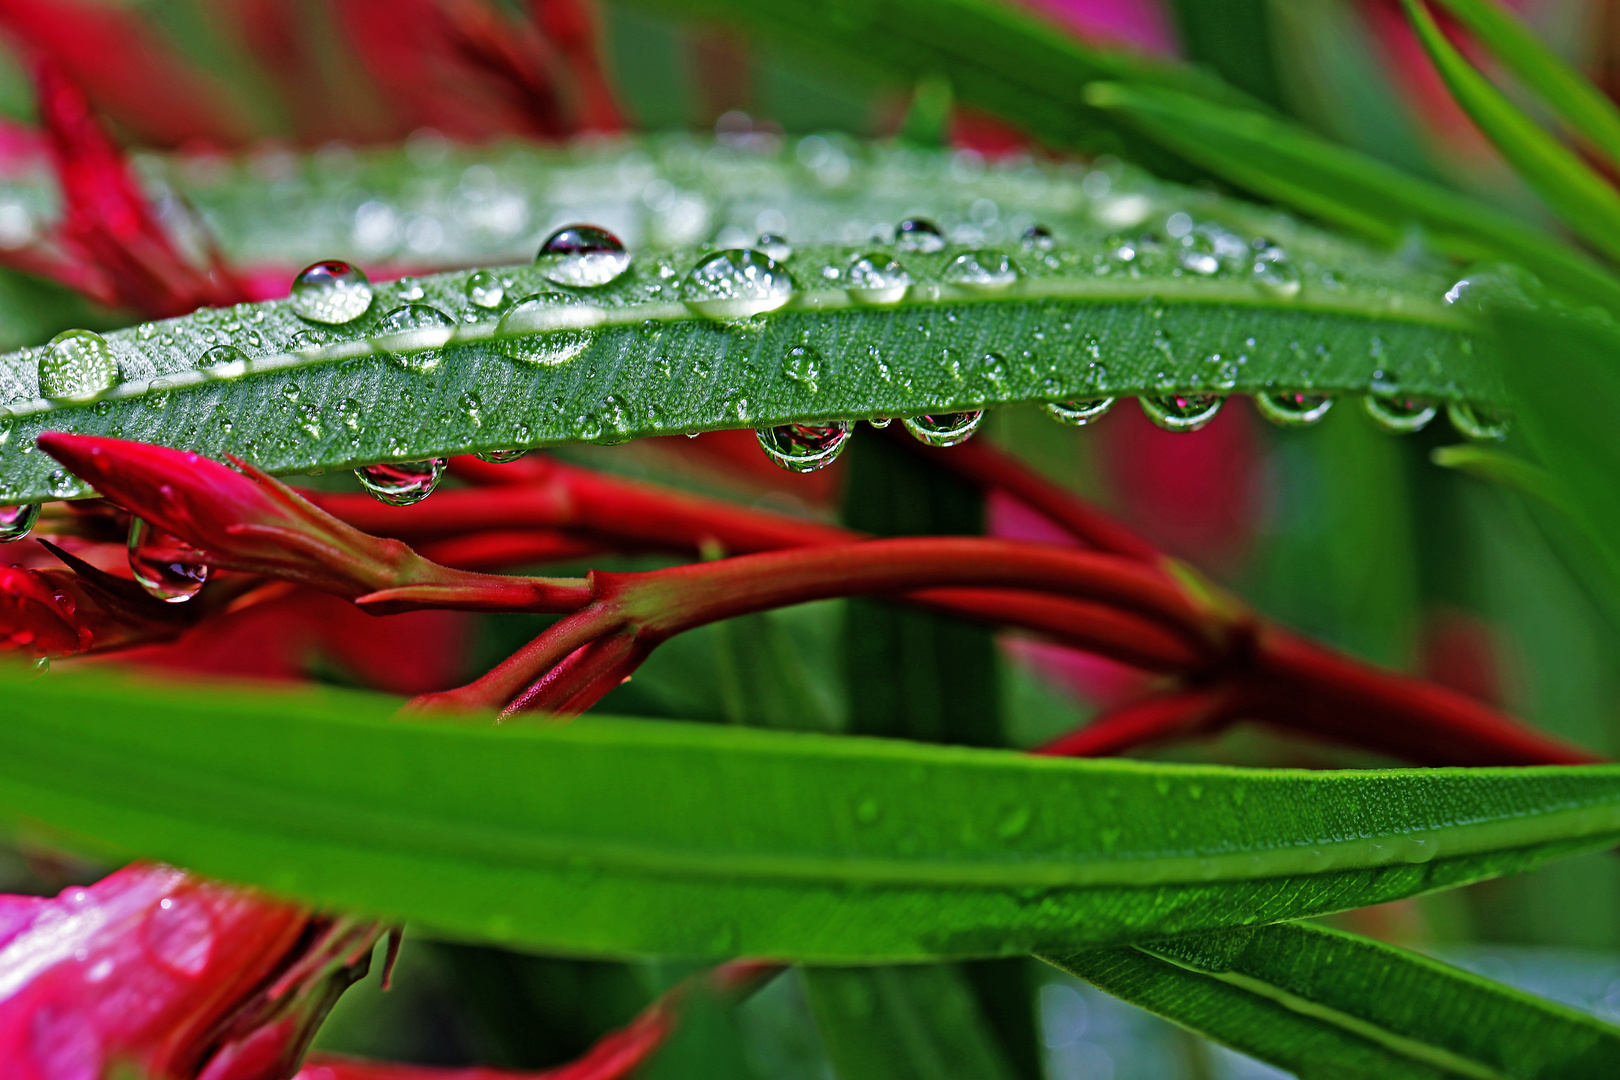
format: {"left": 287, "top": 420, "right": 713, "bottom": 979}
{"left": 4, "top": 671, "right": 1620, "bottom": 961}
{"left": 0, "top": 142, "right": 1484, "bottom": 505}
{"left": 1046, "top": 921, "right": 1620, "bottom": 1078}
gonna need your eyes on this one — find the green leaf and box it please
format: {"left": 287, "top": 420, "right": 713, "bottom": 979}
{"left": 1082, "top": 81, "right": 1620, "bottom": 311}
{"left": 6, "top": 670, "right": 1620, "bottom": 961}
{"left": 1430, "top": 444, "right": 1574, "bottom": 514}
{"left": 802, "top": 965, "right": 1019, "bottom": 1080}
{"left": 1400, "top": 0, "right": 1620, "bottom": 266}
{"left": 0, "top": 142, "right": 1484, "bottom": 506}
{"left": 1045, "top": 921, "right": 1620, "bottom": 1078}
{"left": 1431, "top": 0, "right": 1620, "bottom": 175}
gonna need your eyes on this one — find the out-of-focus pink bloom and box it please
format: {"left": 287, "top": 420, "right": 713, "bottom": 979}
{"left": 1017, "top": 0, "right": 1178, "bottom": 55}
{"left": 0, "top": 863, "right": 378, "bottom": 1080}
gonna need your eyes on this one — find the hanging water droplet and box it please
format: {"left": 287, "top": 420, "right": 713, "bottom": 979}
{"left": 1255, "top": 391, "right": 1332, "bottom": 427}
{"left": 536, "top": 224, "right": 631, "bottom": 288}
{"left": 1446, "top": 401, "right": 1510, "bottom": 441}
{"left": 1046, "top": 398, "right": 1115, "bottom": 426}
{"left": 376, "top": 304, "right": 455, "bottom": 370}
{"left": 1251, "top": 245, "right": 1301, "bottom": 298}
{"left": 846, "top": 253, "right": 912, "bottom": 305}
{"left": 39, "top": 329, "right": 118, "bottom": 400}
{"left": 896, "top": 218, "right": 946, "bottom": 254}
{"left": 683, "top": 249, "right": 795, "bottom": 319}
{"left": 1021, "top": 224, "right": 1055, "bottom": 251}
{"left": 355, "top": 458, "right": 446, "bottom": 506}
{"left": 1364, "top": 395, "right": 1437, "bottom": 433}
{"left": 0, "top": 502, "right": 39, "bottom": 542}
{"left": 903, "top": 410, "right": 983, "bottom": 447}
{"left": 128, "top": 517, "right": 209, "bottom": 603}
{"left": 465, "top": 269, "right": 506, "bottom": 309}
{"left": 1141, "top": 393, "right": 1223, "bottom": 431}
{"left": 757, "top": 232, "right": 793, "bottom": 261}
{"left": 942, "top": 251, "right": 1019, "bottom": 292}
{"left": 477, "top": 448, "right": 530, "bottom": 464}
{"left": 867, "top": 417, "right": 893, "bottom": 429}
{"left": 497, "top": 294, "right": 593, "bottom": 365}
{"left": 198, "top": 344, "right": 248, "bottom": 371}
{"left": 290, "top": 260, "right": 373, "bottom": 324}
{"left": 756, "top": 421, "right": 851, "bottom": 472}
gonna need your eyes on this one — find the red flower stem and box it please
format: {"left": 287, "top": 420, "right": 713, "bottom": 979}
{"left": 408, "top": 537, "right": 1226, "bottom": 714}
{"left": 1035, "top": 684, "right": 1248, "bottom": 757}
{"left": 413, "top": 530, "right": 607, "bottom": 572}
{"left": 887, "top": 431, "right": 1160, "bottom": 561}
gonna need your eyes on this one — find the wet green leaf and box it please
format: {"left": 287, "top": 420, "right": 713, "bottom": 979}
{"left": 1046, "top": 921, "right": 1620, "bottom": 1078}
{"left": 0, "top": 142, "right": 1482, "bottom": 505}
{"left": 5, "top": 670, "right": 1620, "bottom": 961}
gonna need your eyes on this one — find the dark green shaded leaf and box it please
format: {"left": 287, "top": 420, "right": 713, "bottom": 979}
{"left": 5, "top": 671, "right": 1620, "bottom": 960}
{"left": 1045, "top": 921, "right": 1620, "bottom": 1078}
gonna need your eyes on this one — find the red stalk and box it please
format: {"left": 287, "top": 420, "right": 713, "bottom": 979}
{"left": 1036, "top": 684, "right": 1247, "bottom": 757}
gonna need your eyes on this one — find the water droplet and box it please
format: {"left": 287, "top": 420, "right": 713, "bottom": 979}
{"left": 1021, "top": 224, "right": 1054, "bottom": 251}
{"left": 867, "top": 417, "right": 892, "bottom": 429}
{"left": 757, "top": 232, "right": 793, "bottom": 261}
{"left": 756, "top": 421, "right": 851, "bottom": 472}
{"left": 1141, "top": 393, "right": 1223, "bottom": 431}
{"left": 846, "top": 252, "right": 911, "bottom": 305}
{"left": 355, "top": 458, "right": 446, "bottom": 506}
{"left": 498, "top": 294, "right": 593, "bottom": 365}
{"left": 477, "top": 448, "right": 530, "bottom": 464}
{"left": 1046, "top": 398, "right": 1115, "bottom": 426}
{"left": 683, "top": 249, "right": 795, "bottom": 319}
{"left": 0, "top": 502, "right": 39, "bottom": 542}
{"left": 465, "top": 269, "right": 506, "bottom": 308}
{"left": 290, "top": 260, "right": 373, "bottom": 324}
{"left": 198, "top": 344, "right": 247, "bottom": 371}
{"left": 287, "top": 329, "right": 326, "bottom": 352}
{"left": 536, "top": 224, "right": 631, "bottom": 288}
{"left": 128, "top": 517, "right": 209, "bottom": 603}
{"left": 39, "top": 329, "right": 118, "bottom": 400}
{"left": 903, "top": 410, "right": 983, "bottom": 447}
{"left": 1251, "top": 246, "right": 1301, "bottom": 298}
{"left": 783, "top": 344, "right": 822, "bottom": 393}
{"left": 1255, "top": 391, "right": 1332, "bottom": 427}
{"left": 1364, "top": 395, "right": 1437, "bottom": 433}
{"left": 942, "top": 251, "right": 1019, "bottom": 291}
{"left": 1176, "top": 232, "right": 1220, "bottom": 275}
{"left": 376, "top": 303, "right": 455, "bottom": 370}
{"left": 143, "top": 892, "right": 217, "bottom": 976}
{"left": 395, "top": 276, "right": 425, "bottom": 301}
{"left": 895, "top": 218, "right": 946, "bottom": 254}
{"left": 336, "top": 398, "right": 365, "bottom": 434}
{"left": 1447, "top": 401, "right": 1510, "bottom": 442}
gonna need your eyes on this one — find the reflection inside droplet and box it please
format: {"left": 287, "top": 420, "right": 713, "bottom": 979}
{"left": 536, "top": 224, "right": 631, "bottom": 288}
{"left": 128, "top": 517, "right": 209, "bottom": 602}
{"left": 755, "top": 421, "right": 851, "bottom": 472}
{"left": 290, "top": 260, "right": 373, "bottom": 325}
{"left": 355, "top": 458, "right": 446, "bottom": 506}
{"left": 902, "top": 411, "right": 983, "bottom": 447}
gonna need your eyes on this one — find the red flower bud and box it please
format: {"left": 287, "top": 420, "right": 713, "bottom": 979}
{"left": 0, "top": 863, "right": 379, "bottom": 1080}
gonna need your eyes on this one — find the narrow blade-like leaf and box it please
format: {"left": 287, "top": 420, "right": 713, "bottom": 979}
{"left": 5, "top": 671, "right": 1620, "bottom": 961}
{"left": 1432, "top": 0, "right": 1620, "bottom": 174}
{"left": 1046, "top": 921, "right": 1620, "bottom": 1078}
{"left": 1084, "top": 81, "right": 1620, "bottom": 311}
{"left": 1401, "top": 0, "right": 1620, "bottom": 265}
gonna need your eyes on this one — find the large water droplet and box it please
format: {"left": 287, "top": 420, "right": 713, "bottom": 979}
{"left": 757, "top": 232, "right": 793, "bottom": 261}
{"left": 355, "top": 458, "right": 446, "bottom": 506}
{"left": 1141, "top": 393, "right": 1223, "bottom": 431}
{"left": 1255, "top": 391, "right": 1332, "bottom": 427}
{"left": 477, "top": 448, "right": 530, "bottom": 463}
{"left": 0, "top": 502, "right": 39, "bottom": 542}
{"left": 683, "top": 249, "right": 795, "bottom": 319}
{"left": 536, "top": 224, "right": 630, "bottom": 288}
{"left": 465, "top": 270, "right": 506, "bottom": 309}
{"left": 942, "top": 251, "right": 1019, "bottom": 292}
{"left": 39, "top": 330, "right": 118, "bottom": 400}
{"left": 846, "top": 253, "right": 911, "bottom": 305}
{"left": 128, "top": 517, "right": 209, "bottom": 603}
{"left": 1446, "top": 401, "right": 1510, "bottom": 442}
{"left": 1046, "top": 398, "right": 1115, "bottom": 426}
{"left": 903, "top": 410, "right": 983, "bottom": 447}
{"left": 497, "top": 294, "right": 593, "bottom": 365}
{"left": 896, "top": 218, "right": 946, "bottom": 254}
{"left": 756, "top": 421, "right": 850, "bottom": 472}
{"left": 290, "top": 260, "right": 373, "bottom": 324}
{"left": 1021, "top": 224, "right": 1055, "bottom": 251}
{"left": 376, "top": 303, "right": 455, "bottom": 370}
{"left": 1251, "top": 245, "right": 1301, "bottom": 298}
{"left": 198, "top": 344, "right": 248, "bottom": 371}
{"left": 1364, "top": 395, "right": 1437, "bottom": 433}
